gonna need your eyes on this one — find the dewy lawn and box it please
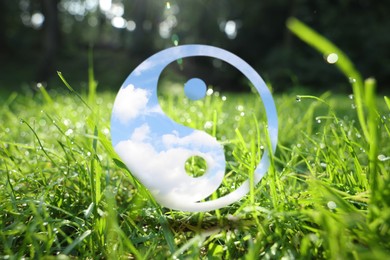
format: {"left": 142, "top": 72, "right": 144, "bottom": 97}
{"left": 0, "top": 82, "right": 389, "bottom": 258}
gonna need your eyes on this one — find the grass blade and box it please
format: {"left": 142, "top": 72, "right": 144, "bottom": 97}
{"left": 287, "top": 17, "right": 370, "bottom": 142}
{"left": 63, "top": 230, "right": 92, "bottom": 254}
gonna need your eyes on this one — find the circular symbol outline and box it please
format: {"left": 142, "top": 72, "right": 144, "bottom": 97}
{"left": 111, "top": 45, "right": 278, "bottom": 212}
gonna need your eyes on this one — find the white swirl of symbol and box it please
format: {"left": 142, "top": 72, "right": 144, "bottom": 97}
{"left": 111, "top": 45, "right": 278, "bottom": 212}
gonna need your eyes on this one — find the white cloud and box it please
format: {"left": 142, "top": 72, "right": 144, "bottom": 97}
{"left": 162, "top": 131, "right": 219, "bottom": 149}
{"left": 130, "top": 123, "right": 150, "bottom": 142}
{"left": 114, "top": 128, "right": 226, "bottom": 207}
{"left": 112, "top": 84, "right": 149, "bottom": 124}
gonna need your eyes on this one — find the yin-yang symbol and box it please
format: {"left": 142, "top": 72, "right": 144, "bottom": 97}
{"left": 111, "top": 45, "right": 278, "bottom": 212}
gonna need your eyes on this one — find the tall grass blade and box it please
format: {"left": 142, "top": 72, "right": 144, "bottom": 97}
{"left": 287, "top": 17, "right": 370, "bottom": 142}
{"left": 384, "top": 96, "right": 390, "bottom": 111}
{"left": 88, "top": 47, "right": 98, "bottom": 105}
{"left": 57, "top": 71, "right": 91, "bottom": 110}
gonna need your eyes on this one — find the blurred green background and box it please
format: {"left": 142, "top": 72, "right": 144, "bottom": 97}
{"left": 0, "top": 0, "right": 389, "bottom": 94}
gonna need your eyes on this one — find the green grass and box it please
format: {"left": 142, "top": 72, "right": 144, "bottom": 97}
{"left": 0, "top": 83, "right": 389, "bottom": 259}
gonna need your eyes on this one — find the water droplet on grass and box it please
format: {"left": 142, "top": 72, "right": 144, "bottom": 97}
{"left": 65, "top": 129, "right": 74, "bottom": 136}
{"left": 326, "top": 53, "right": 338, "bottom": 64}
{"left": 204, "top": 121, "right": 213, "bottom": 129}
{"left": 327, "top": 201, "right": 337, "bottom": 209}
{"left": 349, "top": 77, "right": 356, "bottom": 83}
{"left": 39, "top": 119, "right": 46, "bottom": 127}
{"left": 295, "top": 96, "right": 301, "bottom": 102}
{"left": 378, "top": 154, "right": 390, "bottom": 161}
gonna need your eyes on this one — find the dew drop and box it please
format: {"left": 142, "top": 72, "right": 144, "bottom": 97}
{"left": 349, "top": 77, "right": 356, "bottom": 83}
{"left": 65, "top": 129, "right": 74, "bottom": 136}
{"left": 295, "top": 96, "right": 301, "bottom": 102}
{"left": 206, "top": 88, "right": 214, "bottom": 96}
{"left": 378, "top": 154, "right": 390, "bottom": 161}
{"left": 327, "top": 201, "right": 337, "bottom": 209}
{"left": 348, "top": 94, "right": 354, "bottom": 100}
{"left": 203, "top": 121, "right": 213, "bottom": 129}
{"left": 326, "top": 53, "right": 338, "bottom": 64}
